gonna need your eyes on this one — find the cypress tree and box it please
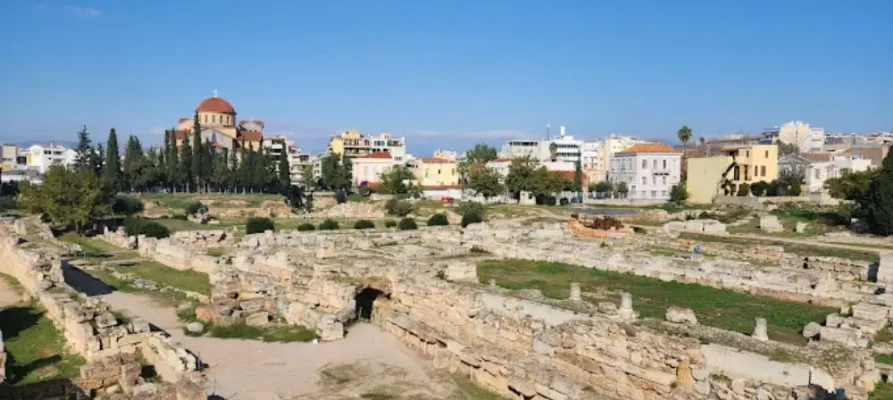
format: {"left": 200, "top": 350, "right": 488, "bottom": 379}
{"left": 191, "top": 111, "right": 202, "bottom": 190}
{"left": 574, "top": 160, "right": 583, "bottom": 193}
{"left": 228, "top": 146, "right": 239, "bottom": 192}
{"left": 278, "top": 151, "right": 290, "bottom": 190}
{"left": 74, "top": 125, "right": 95, "bottom": 172}
{"left": 104, "top": 128, "right": 122, "bottom": 191}
{"left": 862, "top": 150, "right": 893, "bottom": 235}
{"left": 180, "top": 134, "right": 193, "bottom": 192}
{"left": 167, "top": 130, "right": 180, "bottom": 191}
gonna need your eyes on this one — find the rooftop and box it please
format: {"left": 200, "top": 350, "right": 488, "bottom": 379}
{"left": 616, "top": 142, "right": 681, "bottom": 155}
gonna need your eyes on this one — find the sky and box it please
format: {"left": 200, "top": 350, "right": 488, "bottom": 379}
{"left": 0, "top": 1, "right": 890, "bottom": 155}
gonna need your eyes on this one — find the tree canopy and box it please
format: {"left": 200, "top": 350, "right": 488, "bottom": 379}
{"left": 19, "top": 165, "right": 111, "bottom": 231}
{"left": 466, "top": 165, "right": 504, "bottom": 199}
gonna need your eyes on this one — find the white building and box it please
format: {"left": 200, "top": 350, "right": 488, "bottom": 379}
{"left": 806, "top": 154, "right": 872, "bottom": 195}
{"left": 584, "top": 134, "right": 643, "bottom": 183}
{"left": 608, "top": 143, "right": 682, "bottom": 200}
{"left": 25, "top": 143, "right": 77, "bottom": 173}
{"left": 349, "top": 152, "right": 401, "bottom": 188}
{"left": 499, "top": 126, "right": 583, "bottom": 163}
{"left": 761, "top": 121, "right": 825, "bottom": 153}
{"left": 432, "top": 149, "right": 459, "bottom": 161}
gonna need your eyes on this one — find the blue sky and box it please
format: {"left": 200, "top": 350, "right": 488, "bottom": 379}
{"left": 0, "top": 1, "right": 890, "bottom": 155}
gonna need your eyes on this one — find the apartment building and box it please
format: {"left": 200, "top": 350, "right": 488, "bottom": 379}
{"left": 329, "top": 130, "right": 406, "bottom": 160}
{"left": 806, "top": 154, "right": 871, "bottom": 195}
{"left": 1, "top": 144, "right": 20, "bottom": 171}
{"left": 761, "top": 121, "right": 825, "bottom": 153}
{"left": 411, "top": 156, "right": 459, "bottom": 187}
{"left": 582, "top": 134, "right": 642, "bottom": 183}
{"left": 686, "top": 144, "right": 778, "bottom": 203}
{"left": 499, "top": 126, "right": 583, "bottom": 163}
{"left": 608, "top": 143, "right": 681, "bottom": 200}
{"left": 349, "top": 152, "right": 401, "bottom": 187}
{"left": 25, "top": 143, "right": 77, "bottom": 173}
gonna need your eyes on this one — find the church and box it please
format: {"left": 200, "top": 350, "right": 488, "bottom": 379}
{"left": 174, "top": 93, "right": 264, "bottom": 152}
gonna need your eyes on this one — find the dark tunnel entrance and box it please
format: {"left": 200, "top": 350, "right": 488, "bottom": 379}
{"left": 355, "top": 287, "right": 386, "bottom": 321}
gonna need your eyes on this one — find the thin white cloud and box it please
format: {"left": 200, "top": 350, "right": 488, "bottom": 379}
{"left": 408, "top": 129, "right": 537, "bottom": 140}
{"left": 35, "top": 3, "right": 102, "bottom": 19}
{"left": 148, "top": 127, "right": 166, "bottom": 135}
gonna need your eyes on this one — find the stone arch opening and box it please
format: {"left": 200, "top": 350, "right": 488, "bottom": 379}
{"left": 354, "top": 287, "right": 387, "bottom": 321}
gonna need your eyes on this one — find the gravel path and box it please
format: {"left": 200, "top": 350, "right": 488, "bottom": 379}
{"left": 100, "top": 290, "right": 455, "bottom": 399}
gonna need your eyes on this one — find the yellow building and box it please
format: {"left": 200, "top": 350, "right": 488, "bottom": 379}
{"left": 328, "top": 130, "right": 406, "bottom": 159}
{"left": 1, "top": 144, "right": 18, "bottom": 170}
{"left": 412, "top": 157, "right": 459, "bottom": 187}
{"left": 686, "top": 144, "right": 778, "bottom": 203}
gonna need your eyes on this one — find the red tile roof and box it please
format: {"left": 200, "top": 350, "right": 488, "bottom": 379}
{"left": 616, "top": 142, "right": 681, "bottom": 154}
{"left": 356, "top": 152, "right": 392, "bottom": 159}
{"left": 805, "top": 153, "right": 831, "bottom": 162}
{"left": 197, "top": 97, "right": 235, "bottom": 114}
{"left": 548, "top": 170, "right": 590, "bottom": 186}
{"left": 420, "top": 157, "right": 456, "bottom": 164}
{"left": 178, "top": 117, "right": 190, "bottom": 123}
{"left": 240, "top": 131, "right": 263, "bottom": 142}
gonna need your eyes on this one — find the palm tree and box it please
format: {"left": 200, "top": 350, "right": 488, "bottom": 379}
{"left": 677, "top": 125, "right": 692, "bottom": 157}
{"left": 548, "top": 142, "right": 558, "bottom": 161}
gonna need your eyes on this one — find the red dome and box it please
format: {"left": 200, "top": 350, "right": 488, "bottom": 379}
{"left": 197, "top": 97, "right": 235, "bottom": 114}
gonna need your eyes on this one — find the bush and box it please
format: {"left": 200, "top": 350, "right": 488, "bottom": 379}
{"left": 123, "top": 217, "right": 170, "bottom": 239}
{"left": 461, "top": 213, "right": 484, "bottom": 227}
{"left": 455, "top": 201, "right": 484, "bottom": 219}
{"left": 335, "top": 190, "right": 347, "bottom": 204}
{"left": 736, "top": 183, "right": 750, "bottom": 197}
{"left": 318, "top": 219, "right": 340, "bottom": 230}
{"left": 112, "top": 196, "right": 144, "bottom": 216}
{"left": 750, "top": 181, "right": 769, "bottom": 197}
{"left": 397, "top": 218, "right": 418, "bottom": 230}
{"left": 184, "top": 201, "right": 207, "bottom": 215}
{"left": 427, "top": 213, "right": 449, "bottom": 226}
{"left": 385, "top": 198, "right": 413, "bottom": 216}
{"left": 347, "top": 193, "right": 364, "bottom": 202}
{"left": 353, "top": 219, "right": 375, "bottom": 229}
{"left": 0, "top": 196, "right": 17, "bottom": 212}
{"left": 296, "top": 223, "right": 316, "bottom": 231}
{"left": 246, "top": 217, "right": 275, "bottom": 234}
{"left": 384, "top": 219, "right": 397, "bottom": 228}
{"left": 171, "top": 214, "right": 188, "bottom": 221}
{"left": 669, "top": 184, "right": 688, "bottom": 205}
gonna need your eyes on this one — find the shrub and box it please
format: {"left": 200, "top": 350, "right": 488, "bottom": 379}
{"left": 347, "top": 193, "right": 364, "bottom": 202}
{"left": 353, "top": 219, "right": 375, "bottom": 229}
{"left": 427, "top": 213, "right": 449, "bottom": 226}
{"left": 171, "top": 214, "right": 188, "bottom": 221}
{"left": 397, "top": 218, "right": 418, "bottom": 231}
{"left": 384, "top": 219, "right": 397, "bottom": 228}
{"left": 112, "top": 195, "right": 144, "bottom": 216}
{"left": 246, "top": 217, "right": 275, "bottom": 234}
{"left": 123, "top": 217, "right": 170, "bottom": 239}
{"left": 736, "top": 183, "right": 751, "bottom": 197}
{"left": 335, "top": 190, "right": 347, "bottom": 204}
{"left": 318, "top": 219, "right": 340, "bottom": 230}
{"left": 456, "top": 201, "right": 485, "bottom": 219}
{"left": 184, "top": 201, "right": 207, "bottom": 215}
{"left": 461, "top": 213, "right": 484, "bottom": 227}
{"left": 296, "top": 223, "right": 316, "bottom": 231}
{"left": 385, "top": 198, "right": 413, "bottom": 216}
{"left": 0, "top": 196, "right": 17, "bottom": 212}
{"left": 632, "top": 226, "right": 647, "bottom": 234}
{"left": 669, "top": 184, "right": 688, "bottom": 205}
{"left": 751, "top": 181, "right": 769, "bottom": 197}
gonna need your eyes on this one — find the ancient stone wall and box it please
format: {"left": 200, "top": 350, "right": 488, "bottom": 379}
{"left": 0, "top": 224, "right": 206, "bottom": 398}
{"left": 0, "top": 330, "right": 5, "bottom": 385}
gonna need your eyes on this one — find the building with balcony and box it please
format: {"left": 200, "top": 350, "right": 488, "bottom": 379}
{"left": 329, "top": 130, "right": 406, "bottom": 160}
{"left": 411, "top": 156, "right": 459, "bottom": 187}
{"left": 24, "top": 143, "right": 77, "bottom": 173}
{"left": 806, "top": 154, "right": 872, "bottom": 195}
{"left": 760, "top": 121, "right": 824, "bottom": 153}
{"left": 349, "top": 152, "right": 401, "bottom": 188}
{"left": 607, "top": 142, "right": 681, "bottom": 200}
{"left": 686, "top": 144, "right": 778, "bottom": 203}
{"left": 499, "top": 126, "right": 583, "bottom": 164}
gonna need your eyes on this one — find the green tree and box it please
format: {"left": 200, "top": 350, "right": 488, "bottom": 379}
{"left": 210, "top": 149, "right": 230, "bottom": 191}
{"left": 74, "top": 125, "right": 99, "bottom": 172}
{"left": 505, "top": 156, "right": 537, "bottom": 194}
{"left": 180, "top": 134, "right": 193, "bottom": 191}
{"left": 278, "top": 153, "right": 291, "bottom": 190}
{"left": 778, "top": 141, "right": 799, "bottom": 156}
{"left": 378, "top": 165, "right": 413, "bottom": 195}
{"left": 122, "top": 136, "right": 155, "bottom": 192}
{"left": 677, "top": 125, "right": 692, "bottom": 156}
{"left": 615, "top": 182, "right": 629, "bottom": 198}
{"left": 466, "top": 165, "right": 504, "bottom": 199}
{"left": 228, "top": 146, "right": 240, "bottom": 191}
{"left": 321, "top": 154, "right": 350, "bottom": 191}
{"left": 18, "top": 165, "right": 111, "bottom": 232}
{"left": 165, "top": 130, "right": 180, "bottom": 191}
{"left": 591, "top": 181, "right": 613, "bottom": 197}
{"left": 464, "top": 144, "right": 498, "bottom": 164}
{"left": 669, "top": 183, "right": 689, "bottom": 204}
{"left": 825, "top": 169, "right": 878, "bottom": 200}
{"left": 104, "top": 128, "right": 122, "bottom": 191}
{"left": 736, "top": 183, "right": 750, "bottom": 197}
{"left": 573, "top": 161, "right": 583, "bottom": 192}
{"left": 300, "top": 164, "right": 315, "bottom": 189}
{"left": 548, "top": 142, "right": 558, "bottom": 160}
{"left": 750, "top": 181, "right": 769, "bottom": 197}
{"left": 860, "top": 151, "right": 893, "bottom": 235}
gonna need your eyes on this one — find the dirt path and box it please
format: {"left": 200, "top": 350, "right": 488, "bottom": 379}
{"left": 95, "top": 288, "right": 459, "bottom": 400}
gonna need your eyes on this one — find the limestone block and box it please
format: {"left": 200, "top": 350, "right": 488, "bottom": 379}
{"left": 701, "top": 220, "right": 727, "bottom": 234}
{"left": 759, "top": 215, "right": 783, "bottom": 233}
{"left": 795, "top": 222, "right": 808, "bottom": 233}
{"left": 568, "top": 282, "right": 581, "bottom": 301}
{"left": 753, "top": 318, "right": 769, "bottom": 341}
{"left": 802, "top": 322, "right": 821, "bottom": 339}
{"left": 128, "top": 319, "right": 151, "bottom": 334}
{"left": 684, "top": 220, "right": 705, "bottom": 233}
{"left": 826, "top": 313, "right": 845, "bottom": 327}
{"left": 95, "top": 311, "right": 118, "bottom": 329}
{"left": 665, "top": 306, "right": 698, "bottom": 325}
{"left": 186, "top": 322, "right": 204, "bottom": 334}
{"left": 852, "top": 302, "right": 889, "bottom": 322}
{"left": 879, "top": 253, "right": 893, "bottom": 284}
{"left": 819, "top": 326, "right": 865, "bottom": 347}
{"left": 246, "top": 312, "right": 271, "bottom": 327}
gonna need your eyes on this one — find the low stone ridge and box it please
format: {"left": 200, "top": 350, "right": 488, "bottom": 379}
{"left": 0, "top": 223, "right": 207, "bottom": 399}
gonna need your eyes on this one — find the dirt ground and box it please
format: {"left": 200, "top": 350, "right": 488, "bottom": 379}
{"left": 0, "top": 276, "right": 20, "bottom": 309}
{"left": 99, "top": 289, "right": 471, "bottom": 400}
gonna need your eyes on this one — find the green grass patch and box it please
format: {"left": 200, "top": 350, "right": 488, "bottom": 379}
{"left": 207, "top": 324, "right": 316, "bottom": 342}
{"left": 123, "top": 261, "right": 211, "bottom": 295}
{"left": 478, "top": 259, "right": 835, "bottom": 345}
{"left": 876, "top": 327, "right": 893, "bottom": 343}
{"left": 0, "top": 305, "right": 85, "bottom": 385}
{"left": 88, "top": 268, "right": 192, "bottom": 306}
{"left": 140, "top": 193, "right": 283, "bottom": 209}
{"left": 58, "top": 232, "right": 121, "bottom": 253}
{"left": 451, "top": 374, "right": 511, "bottom": 400}
{"left": 870, "top": 381, "right": 893, "bottom": 400}
{"left": 0, "top": 271, "right": 22, "bottom": 294}
{"left": 678, "top": 232, "right": 879, "bottom": 263}
{"left": 205, "top": 247, "right": 230, "bottom": 257}
{"left": 875, "top": 353, "right": 893, "bottom": 365}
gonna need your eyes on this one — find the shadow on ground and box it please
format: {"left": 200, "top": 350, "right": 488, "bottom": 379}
{"left": 61, "top": 262, "right": 113, "bottom": 296}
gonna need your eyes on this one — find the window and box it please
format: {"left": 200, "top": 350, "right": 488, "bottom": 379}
{"left": 662, "top": 176, "right": 667, "bottom": 184}
{"left": 765, "top": 150, "right": 769, "bottom": 158}
{"left": 203, "top": 115, "right": 208, "bottom": 123}
{"left": 653, "top": 159, "right": 658, "bottom": 170}
{"left": 652, "top": 176, "right": 656, "bottom": 185}
{"left": 651, "top": 190, "right": 657, "bottom": 198}
{"left": 814, "top": 169, "right": 820, "bottom": 179}
{"left": 662, "top": 160, "right": 667, "bottom": 169}
{"left": 642, "top": 159, "right": 647, "bottom": 169}
{"left": 761, "top": 165, "right": 766, "bottom": 176}
{"left": 662, "top": 191, "right": 667, "bottom": 197}
{"left": 746, "top": 150, "right": 750, "bottom": 157}
{"left": 642, "top": 176, "right": 647, "bottom": 185}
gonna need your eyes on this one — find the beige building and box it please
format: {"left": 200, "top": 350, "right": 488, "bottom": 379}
{"left": 174, "top": 93, "right": 264, "bottom": 152}
{"left": 350, "top": 152, "right": 400, "bottom": 188}
{"left": 686, "top": 144, "right": 778, "bottom": 203}
{"left": 329, "top": 130, "right": 406, "bottom": 160}
{"left": 1, "top": 144, "right": 19, "bottom": 171}
{"left": 412, "top": 157, "right": 459, "bottom": 187}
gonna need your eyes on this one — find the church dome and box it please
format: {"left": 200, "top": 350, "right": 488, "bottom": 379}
{"left": 197, "top": 96, "right": 235, "bottom": 114}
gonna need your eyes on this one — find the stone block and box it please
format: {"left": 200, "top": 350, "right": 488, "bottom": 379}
{"left": 879, "top": 253, "right": 893, "bottom": 284}
{"left": 246, "top": 312, "right": 271, "bottom": 327}
{"left": 852, "top": 302, "right": 889, "bottom": 322}
{"left": 819, "top": 326, "right": 865, "bottom": 347}
{"left": 665, "top": 306, "right": 698, "bottom": 325}
{"left": 759, "top": 215, "right": 783, "bottom": 233}
{"left": 826, "top": 313, "right": 845, "bottom": 327}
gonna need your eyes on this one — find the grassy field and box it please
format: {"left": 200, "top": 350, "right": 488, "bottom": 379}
{"left": 477, "top": 259, "right": 836, "bottom": 345}
{"left": 0, "top": 305, "right": 85, "bottom": 385}
{"left": 139, "top": 192, "right": 283, "bottom": 209}
{"left": 871, "top": 381, "right": 893, "bottom": 400}
{"left": 58, "top": 232, "right": 122, "bottom": 253}
{"left": 122, "top": 261, "right": 211, "bottom": 295}
{"left": 678, "top": 232, "right": 880, "bottom": 263}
